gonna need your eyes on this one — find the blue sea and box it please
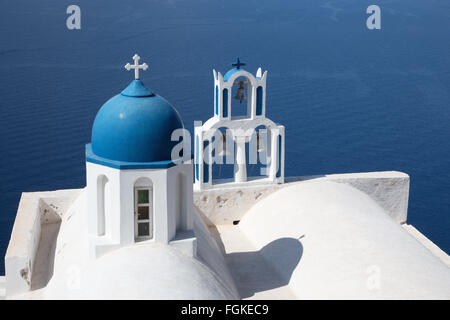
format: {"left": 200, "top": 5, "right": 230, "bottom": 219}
{"left": 0, "top": 0, "right": 449, "bottom": 275}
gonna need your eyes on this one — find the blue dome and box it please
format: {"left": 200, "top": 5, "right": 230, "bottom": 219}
{"left": 90, "top": 80, "right": 183, "bottom": 164}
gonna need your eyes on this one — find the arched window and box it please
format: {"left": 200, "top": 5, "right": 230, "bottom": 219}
{"left": 215, "top": 86, "right": 219, "bottom": 115}
{"left": 203, "top": 140, "right": 210, "bottom": 183}
{"left": 134, "top": 178, "right": 153, "bottom": 241}
{"left": 97, "top": 175, "right": 109, "bottom": 236}
{"left": 256, "top": 86, "right": 263, "bottom": 116}
{"left": 176, "top": 172, "right": 186, "bottom": 231}
{"left": 211, "top": 127, "right": 235, "bottom": 183}
{"left": 223, "top": 89, "right": 228, "bottom": 117}
{"left": 248, "top": 125, "right": 270, "bottom": 178}
{"left": 231, "top": 76, "right": 251, "bottom": 118}
{"left": 277, "top": 135, "right": 282, "bottom": 178}
{"left": 195, "top": 135, "right": 199, "bottom": 181}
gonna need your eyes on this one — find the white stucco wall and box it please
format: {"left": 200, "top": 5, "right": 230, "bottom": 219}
{"left": 5, "top": 193, "right": 41, "bottom": 296}
{"left": 0, "top": 276, "right": 5, "bottom": 300}
{"left": 86, "top": 162, "right": 195, "bottom": 259}
{"left": 5, "top": 187, "right": 237, "bottom": 300}
{"left": 193, "top": 208, "right": 240, "bottom": 298}
{"left": 4, "top": 189, "right": 81, "bottom": 298}
{"left": 4, "top": 171, "right": 448, "bottom": 300}
{"left": 194, "top": 184, "right": 282, "bottom": 225}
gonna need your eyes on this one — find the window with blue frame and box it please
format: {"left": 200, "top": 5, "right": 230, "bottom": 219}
{"left": 223, "top": 89, "right": 228, "bottom": 117}
{"left": 256, "top": 86, "right": 263, "bottom": 116}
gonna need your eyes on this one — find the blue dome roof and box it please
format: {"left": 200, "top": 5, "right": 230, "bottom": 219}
{"left": 90, "top": 80, "right": 183, "bottom": 165}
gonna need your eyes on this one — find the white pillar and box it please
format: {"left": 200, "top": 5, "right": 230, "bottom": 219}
{"left": 197, "top": 136, "right": 204, "bottom": 185}
{"left": 249, "top": 84, "right": 256, "bottom": 119}
{"left": 279, "top": 126, "right": 285, "bottom": 182}
{"left": 234, "top": 137, "right": 247, "bottom": 183}
{"left": 194, "top": 127, "right": 204, "bottom": 190}
{"left": 208, "top": 138, "right": 213, "bottom": 185}
{"left": 269, "top": 130, "right": 279, "bottom": 181}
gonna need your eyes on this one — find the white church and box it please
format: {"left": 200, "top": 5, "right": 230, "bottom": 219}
{"left": 1, "top": 55, "right": 449, "bottom": 300}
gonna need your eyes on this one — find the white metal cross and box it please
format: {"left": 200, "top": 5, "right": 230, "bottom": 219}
{"left": 124, "top": 54, "right": 148, "bottom": 79}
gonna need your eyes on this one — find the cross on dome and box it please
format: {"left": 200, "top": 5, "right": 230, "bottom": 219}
{"left": 232, "top": 57, "right": 246, "bottom": 69}
{"left": 124, "top": 54, "right": 148, "bottom": 80}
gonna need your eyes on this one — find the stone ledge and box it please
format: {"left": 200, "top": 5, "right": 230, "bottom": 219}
{"left": 4, "top": 189, "right": 82, "bottom": 298}
{"left": 403, "top": 224, "right": 450, "bottom": 267}
{"left": 0, "top": 276, "right": 5, "bottom": 300}
{"left": 195, "top": 171, "right": 410, "bottom": 226}
{"left": 194, "top": 183, "right": 282, "bottom": 226}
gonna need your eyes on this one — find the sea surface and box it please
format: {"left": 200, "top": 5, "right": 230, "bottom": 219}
{"left": 0, "top": 0, "right": 449, "bottom": 275}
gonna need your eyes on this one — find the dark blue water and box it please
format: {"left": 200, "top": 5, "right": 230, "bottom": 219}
{"left": 1, "top": 0, "right": 449, "bottom": 275}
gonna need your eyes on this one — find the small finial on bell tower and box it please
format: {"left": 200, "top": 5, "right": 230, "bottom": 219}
{"left": 232, "top": 57, "right": 246, "bottom": 69}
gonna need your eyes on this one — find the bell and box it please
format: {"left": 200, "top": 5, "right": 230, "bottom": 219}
{"left": 222, "top": 133, "right": 229, "bottom": 156}
{"left": 234, "top": 81, "right": 247, "bottom": 103}
{"left": 217, "top": 132, "right": 231, "bottom": 157}
{"left": 257, "top": 131, "right": 266, "bottom": 153}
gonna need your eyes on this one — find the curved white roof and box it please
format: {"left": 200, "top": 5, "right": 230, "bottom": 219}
{"left": 9, "top": 176, "right": 449, "bottom": 300}
{"left": 237, "top": 180, "right": 450, "bottom": 299}
{"left": 15, "top": 190, "right": 239, "bottom": 300}
{"left": 44, "top": 244, "right": 237, "bottom": 300}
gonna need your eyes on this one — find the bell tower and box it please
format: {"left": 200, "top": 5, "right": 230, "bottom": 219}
{"left": 194, "top": 58, "right": 285, "bottom": 191}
